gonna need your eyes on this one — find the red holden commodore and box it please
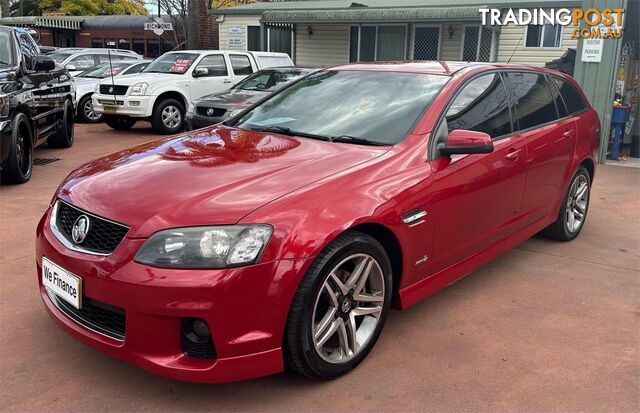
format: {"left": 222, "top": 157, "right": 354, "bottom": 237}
{"left": 36, "top": 62, "right": 599, "bottom": 383}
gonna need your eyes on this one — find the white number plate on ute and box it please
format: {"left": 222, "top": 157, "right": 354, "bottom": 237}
{"left": 42, "top": 257, "right": 82, "bottom": 309}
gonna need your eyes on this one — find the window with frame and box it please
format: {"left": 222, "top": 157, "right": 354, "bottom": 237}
{"left": 91, "top": 38, "right": 103, "bottom": 48}
{"left": 67, "top": 54, "right": 96, "bottom": 71}
{"left": 552, "top": 77, "right": 587, "bottom": 115}
{"left": 445, "top": 73, "right": 512, "bottom": 139}
{"left": 247, "top": 26, "right": 261, "bottom": 51}
{"left": 349, "top": 25, "right": 407, "bottom": 62}
{"left": 525, "top": 24, "right": 562, "bottom": 48}
{"left": 461, "top": 26, "right": 494, "bottom": 62}
{"left": 505, "top": 72, "right": 558, "bottom": 130}
{"left": 229, "top": 54, "right": 253, "bottom": 75}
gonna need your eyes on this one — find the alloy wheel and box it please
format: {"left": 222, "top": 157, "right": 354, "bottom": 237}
{"left": 83, "top": 99, "right": 101, "bottom": 121}
{"left": 311, "top": 253, "right": 385, "bottom": 364}
{"left": 566, "top": 175, "right": 589, "bottom": 233}
{"left": 161, "top": 105, "right": 182, "bottom": 129}
{"left": 16, "top": 128, "right": 31, "bottom": 175}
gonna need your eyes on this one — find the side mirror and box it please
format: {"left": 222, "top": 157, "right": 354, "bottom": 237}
{"left": 193, "top": 67, "right": 208, "bottom": 78}
{"left": 437, "top": 129, "right": 493, "bottom": 156}
{"left": 65, "top": 64, "right": 76, "bottom": 71}
{"left": 32, "top": 55, "right": 55, "bottom": 72}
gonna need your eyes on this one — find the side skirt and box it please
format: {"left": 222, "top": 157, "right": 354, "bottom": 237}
{"left": 397, "top": 214, "right": 555, "bottom": 309}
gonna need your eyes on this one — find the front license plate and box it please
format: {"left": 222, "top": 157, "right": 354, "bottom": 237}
{"left": 103, "top": 106, "right": 117, "bottom": 113}
{"left": 42, "top": 257, "right": 82, "bottom": 309}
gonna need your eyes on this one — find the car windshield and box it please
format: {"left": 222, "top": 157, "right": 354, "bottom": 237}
{"left": 48, "top": 51, "right": 74, "bottom": 64}
{"left": 142, "top": 52, "right": 199, "bottom": 74}
{"left": 0, "top": 31, "right": 16, "bottom": 66}
{"left": 77, "top": 62, "right": 132, "bottom": 78}
{"left": 236, "top": 69, "right": 309, "bottom": 92}
{"left": 233, "top": 70, "right": 448, "bottom": 145}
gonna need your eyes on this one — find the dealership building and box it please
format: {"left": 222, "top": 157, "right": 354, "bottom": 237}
{"left": 211, "top": 0, "right": 638, "bottom": 164}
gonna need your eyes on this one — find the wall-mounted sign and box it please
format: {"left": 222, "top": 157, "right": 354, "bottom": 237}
{"left": 228, "top": 38, "right": 242, "bottom": 46}
{"left": 144, "top": 21, "right": 173, "bottom": 36}
{"left": 581, "top": 38, "right": 603, "bottom": 62}
{"left": 228, "top": 26, "right": 242, "bottom": 35}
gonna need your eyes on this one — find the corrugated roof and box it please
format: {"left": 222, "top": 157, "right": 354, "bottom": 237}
{"left": 0, "top": 16, "right": 84, "bottom": 29}
{"left": 82, "top": 15, "right": 170, "bottom": 29}
{"left": 212, "top": 0, "right": 580, "bottom": 15}
{"left": 261, "top": 6, "right": 483, "bottom": 23}
{"left": 0, "top": 15, "right": 171, "bottom": 30}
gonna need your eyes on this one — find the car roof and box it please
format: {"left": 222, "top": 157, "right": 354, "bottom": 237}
{"left": 328, "top": 61, "right": 568, "bottom": 77}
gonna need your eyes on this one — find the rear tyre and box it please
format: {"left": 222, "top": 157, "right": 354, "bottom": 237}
{"left": 151, "top": 98, "right": 185, "bottom": 135}
{"left": 105, "top": 115, "right": 136, "bottom": 130}
{"left": 77, "top": 94, "right": 102, "bottom": 123}
{"left": 542, "top": 166, "right": 591, "bottom": 241}
{"left": 284, "top": 231, "right": 392, "bottom": 380}
{"left": 1, "top": 113, "right": 33, "bottom": 184}
{"left": 48, "top": 99, "right": 74, "bottom": 148}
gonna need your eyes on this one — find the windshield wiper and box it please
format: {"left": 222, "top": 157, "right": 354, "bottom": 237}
{"left": 249, "top": 126, "right": 331, "bottom": 141}
{"left": 330, "top": 135, "right": 389, "bottom": 146}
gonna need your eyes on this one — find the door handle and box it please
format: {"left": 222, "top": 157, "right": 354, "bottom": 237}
{"left": 563, "top": 129, "right": 575, "bottom": 139}
{"left": 505, "top": 148, "right": 521, "bottom": 161}
{"left": 222, "top": 79, "right": 232, "bottom": 84}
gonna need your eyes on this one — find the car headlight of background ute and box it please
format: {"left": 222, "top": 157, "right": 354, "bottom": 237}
{"left": 129, "top": 82, "right": 149, "bottom": 96}
{"left": 134, "top": 225, "right": 272, "bottom": 268}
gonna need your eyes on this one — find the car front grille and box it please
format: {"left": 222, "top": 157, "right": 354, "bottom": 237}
{"left": 55, "top": 200, "right": 129, "bottom": 255}
{"left": 99, "top": 84, "right": 129, "bottom": 95}
{"left": 47, "top": 289, "right": 126, "bottom": 341}
{"left": 196, "top": 106, "right": 227, "bottom": 118}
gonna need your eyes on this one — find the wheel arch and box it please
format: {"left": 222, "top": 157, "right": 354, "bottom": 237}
{"left": 153, "top": 91, "right": 188, "bottom": 113}
{"left": 12, "top": 105, "right": 35, "bottom": 145}
{"left": 580, "top": 157, "right": 595, "bottom": 183}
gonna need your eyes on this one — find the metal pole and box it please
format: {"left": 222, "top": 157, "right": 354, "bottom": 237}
{"left": 158, "top": 0, "right": 162, "bottom": 56}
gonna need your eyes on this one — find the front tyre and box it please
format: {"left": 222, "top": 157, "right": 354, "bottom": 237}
{"left": 1, "top": 113, "right": 33, "bottom": 184}
{"left": 151, "top": 98, "right": 185, "bottom": 135}
{"left": 542, "top": 165, "right": 591, "bottom": 241}
{"left": 104, "top": 115, "right": 136, "bottom": 130}
{"left": 284, "top": 231, "right": 392, "bottom": 379}
{"left": 77, "top": 94, "right": 102, "bottom": 123}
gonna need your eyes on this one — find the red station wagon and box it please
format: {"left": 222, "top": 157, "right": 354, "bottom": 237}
{"left": 36, "top": 61, "right": 600, "bottom": 383}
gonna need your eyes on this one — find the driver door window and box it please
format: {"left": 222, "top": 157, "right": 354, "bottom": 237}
{"left": 67, "top": 55, "right": 96, "bottom": 71}
{"left": 195, "top": 55, "right": 228, "bottom": 77}
{"left": 445, "top": 73, "right": 512, "bottom": 139}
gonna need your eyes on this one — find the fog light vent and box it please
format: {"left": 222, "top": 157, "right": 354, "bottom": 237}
{"left": 181, "top": 318, "right": 216, "bottom": 359}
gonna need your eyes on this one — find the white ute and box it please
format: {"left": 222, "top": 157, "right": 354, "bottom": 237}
{"left": 92, "top": 50, "right": 293, "bottom": 134}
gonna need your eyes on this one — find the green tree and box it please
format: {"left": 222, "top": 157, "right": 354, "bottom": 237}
{"left": 38, "top": 0, "right": 148, "bottom": 15}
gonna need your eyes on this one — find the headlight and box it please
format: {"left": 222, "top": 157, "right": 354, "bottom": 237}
{"left": 94, "top": 84, "right": 100, "bottom": 94}
{"left": 129, "top": 82, "right": 149, "bottom": 96}
{"left": 134, "top": 225, "right": 272, "bottom": 269}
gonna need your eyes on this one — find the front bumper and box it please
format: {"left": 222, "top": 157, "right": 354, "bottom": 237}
{"left": 92, "top": 93, "right": 152, "bottom": 118}
{"left": 35, "top": 206, "right": 311, "bottom": 383}
{"left": 185, "top": 112, "right": 225, "bottom": 131}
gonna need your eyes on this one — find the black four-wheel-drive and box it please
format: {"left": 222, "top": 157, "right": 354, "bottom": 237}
{"left": 0, "top": 25, "right": 75, "bottom": 184}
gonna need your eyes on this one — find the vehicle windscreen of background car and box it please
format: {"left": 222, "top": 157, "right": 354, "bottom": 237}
{"left": 234, "top": 70, "right": 448, "bottom": 144}
{"left": 142, "top": 52, "right": 199, "bottom": 74}
{"left": 48, "top": 51, "right": 74, "bottom": 64}
{"left": 77, "top": 62, "right": 131, "bottom": 78}
{"left": 0, "top": 31, "right": 15, "bottom": 66}
{"left": 236, "top": 70, "right": 307, "bottom": 92}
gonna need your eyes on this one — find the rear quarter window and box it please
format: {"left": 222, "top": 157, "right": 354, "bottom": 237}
{"left": 553, "top": 77, "right": 588, "bottom": 115}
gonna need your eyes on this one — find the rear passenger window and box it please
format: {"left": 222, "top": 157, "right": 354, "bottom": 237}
{"left": 445, "top": 73, "right": 512, "bottom": 139}
{"left": 505, "top": 72, "right": 558, "bottom": 130}
{"left": 552, "top": 77, "right": 588, "bottom": 115}
{"left": 230, "top": 55, "right": 253, "bottom": 75}
{"left": 196, "top": 55, "right": 228, "bottom": 77}
{"left": 547, "top": 76, "right": 568, "bottom": 118}
{"left": 68, "top": 55, "right": 96, "bottom": 71}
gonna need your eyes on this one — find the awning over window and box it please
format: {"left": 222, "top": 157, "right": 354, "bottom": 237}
{"left": 0, "top": 16, "right": 84, "bottom": 30}
{"left": 260, "top": 6, "right": 485, "bottom": 24}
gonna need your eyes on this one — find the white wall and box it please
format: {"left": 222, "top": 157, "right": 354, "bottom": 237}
{"left": 218, "top": 15, "right": 261, "bottom": 51}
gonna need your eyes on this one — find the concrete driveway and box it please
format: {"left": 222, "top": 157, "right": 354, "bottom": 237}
{"left": 1, "top": 123, "right": 638, "bottom": 412}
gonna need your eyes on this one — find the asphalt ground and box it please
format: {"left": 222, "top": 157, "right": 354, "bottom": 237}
{"left": 1, "top": 122, "right": 638, "bottom": 412}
